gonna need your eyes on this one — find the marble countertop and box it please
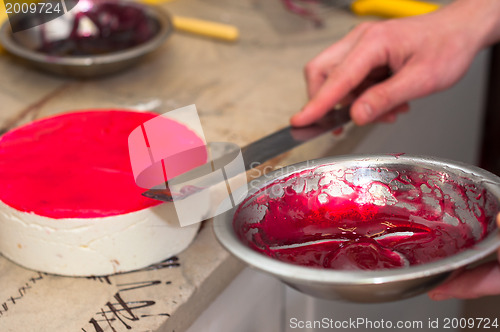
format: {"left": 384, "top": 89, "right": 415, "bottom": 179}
{"left": 0, "top": 0, "right": 452, "bottom": 331}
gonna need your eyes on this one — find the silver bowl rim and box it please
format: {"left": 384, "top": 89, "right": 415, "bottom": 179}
{"left": 0, "top": 1, "right": 173, "bottom": 66}
{"left": 213, "top": 154, "right": 500, "bottom": 286}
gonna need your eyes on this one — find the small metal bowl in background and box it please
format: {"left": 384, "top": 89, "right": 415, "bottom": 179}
{"left": 214, "top": 155, "right": 500, "bottom": 302}
{"left": 0, "top": 0, "right": 172, "bottom": 78}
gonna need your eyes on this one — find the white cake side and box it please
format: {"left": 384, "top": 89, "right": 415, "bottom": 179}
{"left": 0, "top": 200, "right": 200, "bottom": 276}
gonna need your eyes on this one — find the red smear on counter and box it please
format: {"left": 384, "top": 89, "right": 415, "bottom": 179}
{"left": 234, "top": 168, "right": 489, "bottom": 270}
{"left": 0, "top": 110, "right": 206, "bottom": 219}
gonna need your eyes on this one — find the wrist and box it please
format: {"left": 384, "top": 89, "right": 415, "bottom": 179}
{"left": 443, "top": 0, "right": 500, "bottom": 51}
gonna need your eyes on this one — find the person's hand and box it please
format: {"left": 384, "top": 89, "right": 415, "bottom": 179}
{"left": 291, "top": 0, "right": 500, "bottom": 127}
{"left": 427, "top": 213, "right": 500, "bottom": 300}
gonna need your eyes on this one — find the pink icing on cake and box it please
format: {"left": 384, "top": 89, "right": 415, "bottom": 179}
{"left": 0, "top": 110, "right": 206, "bottom": 219}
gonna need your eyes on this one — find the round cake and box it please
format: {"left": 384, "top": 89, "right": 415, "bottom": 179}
{"left": 0, "top": 110, "right": 206, "bottom": 276}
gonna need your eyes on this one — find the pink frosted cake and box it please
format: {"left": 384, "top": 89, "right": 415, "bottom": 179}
{"left": 0, "top": 110, "right": 205, "bottom": 276}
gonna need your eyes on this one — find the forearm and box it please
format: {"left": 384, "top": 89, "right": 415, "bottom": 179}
{"left": 441, "top": 0, "right": 500, "bottom": 51}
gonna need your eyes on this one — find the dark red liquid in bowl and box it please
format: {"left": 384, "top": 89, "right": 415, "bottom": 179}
{"left": 37, "top": 2, "right": 160, "bottom": 56}
{"left": 234, "top": 165, "right": 494, "bottom": 271}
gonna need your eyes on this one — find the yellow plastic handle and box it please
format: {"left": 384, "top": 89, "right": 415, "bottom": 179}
{"left": 172, "top": 16, "right": 239, "bottom": 42}
{"left": 351, "top": 0, "right": 440, "bottom": 18}
{"left": 0, "top": 0, "right": 7, "bottom": 53}
{"left": 138, "top": 0, "right": 239, "bottom": 42}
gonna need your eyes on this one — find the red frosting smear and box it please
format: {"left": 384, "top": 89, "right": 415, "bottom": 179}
{"left": 0, "top": 110, "right": 206, "bottom": 219}
{"left": 235, "top": 167, "right": 491, "bottom": 271}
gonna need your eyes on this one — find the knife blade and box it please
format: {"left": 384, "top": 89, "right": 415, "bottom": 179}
{"left": 142, "top": 105, "right": 352, "bottom": 202}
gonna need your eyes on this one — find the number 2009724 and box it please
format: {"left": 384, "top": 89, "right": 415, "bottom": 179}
{"left": 5, "top": 2, "right": 62, "bottom": 14}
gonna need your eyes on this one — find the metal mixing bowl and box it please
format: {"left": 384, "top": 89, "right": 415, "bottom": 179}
{"left": 213, "top": 155, "right": 500, "bottom": 302}
{"left": 0, "top": 0, "right": 172, "bottom": 78}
